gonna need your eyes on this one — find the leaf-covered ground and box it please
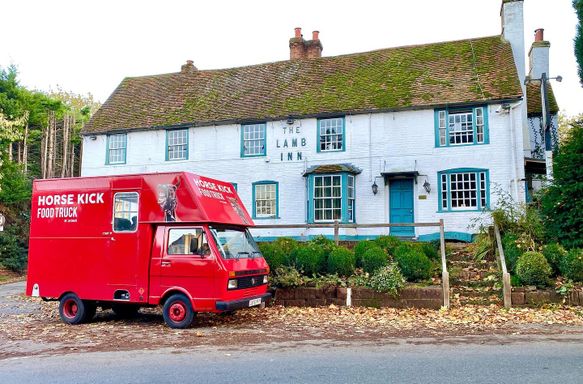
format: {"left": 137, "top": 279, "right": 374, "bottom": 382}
{"left": 1, "top": 291, "right": 582, "bottom": 360}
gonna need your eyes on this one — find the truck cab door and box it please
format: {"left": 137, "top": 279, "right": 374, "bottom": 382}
{"left": 157, "top": 227, "right": 220, "bottom": 311}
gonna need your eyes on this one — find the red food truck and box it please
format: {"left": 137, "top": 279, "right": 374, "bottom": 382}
{"left": 26, "top": 172, "right": 271, "bottom": 328}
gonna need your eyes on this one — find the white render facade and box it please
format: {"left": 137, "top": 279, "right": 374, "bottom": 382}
{"left": 81, "top": 103, "right": 526, "bottom": 242}
{"left": 81, "top": 0, "right": 557, "bottom": 242}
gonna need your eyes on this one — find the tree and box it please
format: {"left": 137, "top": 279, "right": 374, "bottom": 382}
{"left": 540, "top": 119, "right": 583, "bottom": 248}
{"left": 575, "top": 0, "right": 583, "bottom": 85}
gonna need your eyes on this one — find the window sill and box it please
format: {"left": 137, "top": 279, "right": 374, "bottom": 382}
{"left": 253, "top": 216, "right": 280, "bottom": 220}
{"left": 106, "top": 162, "right": 126, "bottom": 166}
{"left": 435, "top": 142, "right": 489, "bottom": 148}
{"left": 241, "top": 154, "right": 267, "bottom": 158}
{"left": 437, "top": 209, "right": 488, "bottom": 213}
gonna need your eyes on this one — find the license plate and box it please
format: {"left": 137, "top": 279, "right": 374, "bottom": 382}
{"left": 248, "top": 298, "right": 262, "bottom": 307}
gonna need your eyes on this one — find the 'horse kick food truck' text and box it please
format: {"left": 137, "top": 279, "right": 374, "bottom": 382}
{"left": 26, "top": 172, "right": 271, "bottom": 328}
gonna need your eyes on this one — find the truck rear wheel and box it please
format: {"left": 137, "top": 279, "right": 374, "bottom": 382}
{"left": 162, "top": 294, "right": 195, "bottom": 329}
{"left": 59, "top": 293, "right": 88, "bottom": 325}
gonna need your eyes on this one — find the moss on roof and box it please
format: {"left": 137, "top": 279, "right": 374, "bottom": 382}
{"left": 83, "top": 35, "right": 522, "bottom": 134}
{"left": 526, "top": 82, "right": 559, "bottom": 116}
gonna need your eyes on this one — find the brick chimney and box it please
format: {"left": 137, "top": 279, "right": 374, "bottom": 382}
{"left": 289, "top": 27, "right": 306, "bottom": 60}
{"left": 306, "top": 30, "right": 323, "bottom": 58}
{"left": 181, "top": 60, "right": 197, "bottom": 73}
{"left": 289, "top": 28, "right": 323, "bottom": 60}
{"left": 528, "top": 28, "right": 550, "bottom": 79}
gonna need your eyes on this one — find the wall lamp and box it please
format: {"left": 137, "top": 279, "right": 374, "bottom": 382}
{"left": 90, "top": 135, "right": 97, "bottom": 141}
{"left": 423, "top": 179, "right": 431, "bottom": 194}
{"left": 371, "top": 176, "right": 384, "bottom": 195}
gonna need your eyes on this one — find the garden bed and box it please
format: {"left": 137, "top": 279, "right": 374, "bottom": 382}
{"left": 275, "top": 285, "right": 443, "bottom": 309}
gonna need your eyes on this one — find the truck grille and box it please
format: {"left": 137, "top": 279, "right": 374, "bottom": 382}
{"left": 236, "top": 275, "right": 266, "bottom": 289}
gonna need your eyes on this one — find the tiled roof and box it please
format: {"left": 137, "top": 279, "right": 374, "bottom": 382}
{"left": 526, "top": 82, "right": 559, "bottom": 116}
{"left": 303, "top": 164, "right": 362, "bottom": 176}
{"left": 83, "top": 35, "right": 522, "bottom": 134}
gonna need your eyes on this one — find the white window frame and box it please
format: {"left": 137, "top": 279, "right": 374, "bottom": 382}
{"left": 167, "top": 129, "right": 188, "bottom": 161}
{"left": 242, "top": 123, "right": 266, "bottom": 157}
{"left": 313, "top": 175, "right": 343, "bottom": 222}
{"left": 107, "top": 134, "right": 126, "bottom": 164}
{"left": 318, "top": 117, "right": 344, "bottom": 152}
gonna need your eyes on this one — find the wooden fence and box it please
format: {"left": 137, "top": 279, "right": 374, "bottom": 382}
{"left": 253, "top": 219, "right": 450, "bottom": 309}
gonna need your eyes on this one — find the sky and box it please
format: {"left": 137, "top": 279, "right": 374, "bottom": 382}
{"left": 1, "top": 0, "right": 581, "bottom": 116}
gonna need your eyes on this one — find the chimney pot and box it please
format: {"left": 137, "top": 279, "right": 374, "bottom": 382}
{"left": 294, "top": 27, "right": 302, "bottom": 38}
{"left": 312, "top": 30, "right": 319, "bottom": 40}
{"left": 534, "top": 28, "right": 544, "bottom": 42}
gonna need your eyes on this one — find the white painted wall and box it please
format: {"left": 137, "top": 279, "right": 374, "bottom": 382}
{"left": 82, "top": 104, "right": 525, "bottom": 240}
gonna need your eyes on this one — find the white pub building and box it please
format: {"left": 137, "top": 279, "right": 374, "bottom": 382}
{"left": 81, "top": 0, "right": 559, "bottom": 242}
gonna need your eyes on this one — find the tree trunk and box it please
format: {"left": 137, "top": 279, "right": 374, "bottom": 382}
{"left": 23, "top": 123, "right": 28, "bottom": 173}
{"left": 46, "top": 111, "right": 56, "bottom": 179}
{"left": 61, "top": 115, "right": 69, "bottom": 178}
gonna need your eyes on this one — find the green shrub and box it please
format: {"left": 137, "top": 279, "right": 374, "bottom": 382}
{"left": 515, "top": 251, "right": 552, "bottom": 287}
{"left": 560, "top": 248, "right": 583, "bottom": 282}
{"left": 361, "top": 247, "right": 388, "bottom": 274}
{"left": 0, "top": 226, "right": 28, "bottom": 273}
{"left": 419, "top": 242, "right": 440, "bottom": 261}
{"left": 374, "top": 236, "right": 402, "bottom": 255}
{"left": 542, "top": 243, "right": 567, "bottom": 275}
{"left": 271, "top": 237, "right": 299, "bottom": 257}
{"left": 290, "top": 243, "right": 326, "bottom": 275}
{"left": 258, "top": 242, "right": 287, "bottom": 271}
{"left": 309, "top": 235, "right": 336, "bottom": 257}
{"left": 502, "top": 233, "right": 521, "bottom": 272}
{"left": 368, "top": 263, "right": 405, "bottom": 296}
{"left": 270, "top": 266, "right": 306, "bottom": 288}
{"left": 393, "top": 244, "right": 432, "bottom": 281}
{"left": 354, "top": 241, "right": 382, "bottom": 267}
{"left": 327, "top": 247, "right": 356, "bottom": 276}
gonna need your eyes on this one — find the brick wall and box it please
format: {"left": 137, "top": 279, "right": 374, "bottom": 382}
{"left": 275, "top": 286, "right": 443, "bottom": 309}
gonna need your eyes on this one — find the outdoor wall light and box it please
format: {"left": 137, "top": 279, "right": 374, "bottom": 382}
{"left": 371, "top": 181, "right": 379, "bottom": 195}
{"left": 286, "top": 116, "right": 295, "bottom": 125}
{"left": 90, "top": 135, "right": 97, "bottom": 141}
{"left": 423, "top": 179, "right": 431, "bottom": 193}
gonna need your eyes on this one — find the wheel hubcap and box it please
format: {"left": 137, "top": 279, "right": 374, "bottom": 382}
{"left": 63, "top": 299, "right": 78, "bottom": 319}
{"left": 168, "top": 302, "right": 186, "bottom": 322}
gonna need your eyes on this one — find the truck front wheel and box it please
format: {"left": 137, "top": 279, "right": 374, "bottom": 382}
{"left": 162, "top": 294, "right": 195, "bottom": 329}
{"left": 59, "top": 293, "right": 88, "bottom": 325}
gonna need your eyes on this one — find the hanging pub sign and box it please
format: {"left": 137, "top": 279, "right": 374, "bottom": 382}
{"left": 276, "top": 125, "right": 307, "bottom": 162}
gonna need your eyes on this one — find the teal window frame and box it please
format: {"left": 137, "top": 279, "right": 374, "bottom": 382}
{"left": 438, "top": 168, "right": 490, "bottom": 212}
{"left": 165, "top": 129, "right": 189, "bottom": 161}
{"left": 241, "top": 123, "right": 267, "bottom": 157}
{"left": 317, "top": 117, "right": 346, "bottom": 152}
{"left": 252, "top": 180, "right": 279, "bottom": 219}
{"left": 106, "top": 133, "right": 127, "bottom": 165}
{"left": 307, "top": 172, "right": 355, "bottom": 223}
{"left": 434, "top": 106, "right": 489, "bottom": 147}
{"left": 230, "top": 182, "right": 238, "bottom": 192}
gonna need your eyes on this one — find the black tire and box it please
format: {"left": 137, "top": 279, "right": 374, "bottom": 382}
{"left": 162, "top": 294, "right": 195, "bottom": 329}
{"left": 59, "top": 293, "right": 87, "bottom": 325}
{"left": 112, "top": 304, "right": 140, "bottom": 319}
{"left": 84, "top": 301, "right": 97, "bottom": 321}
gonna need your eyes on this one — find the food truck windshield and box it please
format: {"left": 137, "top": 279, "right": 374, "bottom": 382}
{"left": 209, "top": 225, "right": 262, "bottom": 260}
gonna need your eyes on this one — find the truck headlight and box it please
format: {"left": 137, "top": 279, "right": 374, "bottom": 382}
{"left": 263, "top": 275, "right": 268, "bottom": 284}
{"left": 228, "top": 279, "right": 238, "bottom": 289}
